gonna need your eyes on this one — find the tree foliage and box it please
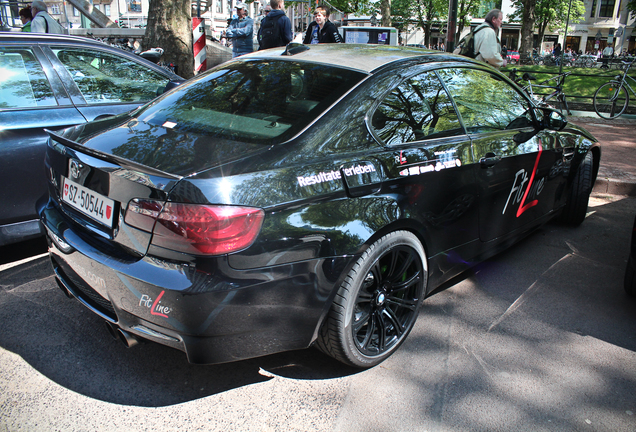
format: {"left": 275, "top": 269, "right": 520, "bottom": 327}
{"left": 509, "top": 0, "right": 586, "bottom": 47}
{"left": 391, "top": 0, "right": 448, "bottom": 46}
{"left": 455, "top": 0, "right": 484, "bottom": 42}
{"left": 628, "top": 0, "right": 636, "bottom": 17}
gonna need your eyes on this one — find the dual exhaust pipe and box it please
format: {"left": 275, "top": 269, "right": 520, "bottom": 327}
{"left": 55, "top": 275, "right": 140, "bottom": 348}
{"left": 105, "top": 321, "right": 139, "bottom": 348}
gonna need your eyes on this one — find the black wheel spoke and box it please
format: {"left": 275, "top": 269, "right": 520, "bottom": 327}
{"left": 353, "top": 309, "right": 371, "bottom": 333}
{"left": 387, "top": 250, "right": 414, "bottom": 282}
{"left": 374, "top": 312, "right": 387, "bottom": 351}
{"left": 357, "top": 291, "right": 374, "bottom": 302}
{"left": 390, "top": 270, "right": 422, "bottom": 293}
{"left": 383, "top": 307, "right": 404, "bottom": 338}
{"left": 385, "top": 295, "right": 418, "bottom": 311}
{"left": 360, "top": 312, "right": 377, "bottom": 351}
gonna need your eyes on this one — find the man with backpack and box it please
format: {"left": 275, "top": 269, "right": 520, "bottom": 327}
{"left": 473, "top": 9, "right": 507, "bottom": 69}
{"left": 258, "top": 0, "right": 293, "bottom": 50}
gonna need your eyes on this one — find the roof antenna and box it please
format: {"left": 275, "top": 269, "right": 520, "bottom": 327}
{"left": 282, "top": 43, "right": 310, "bottom": 56}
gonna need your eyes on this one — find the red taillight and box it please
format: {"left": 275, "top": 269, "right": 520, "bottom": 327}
{"left": 125, "top": 199, "right": 264, "bottom": 255}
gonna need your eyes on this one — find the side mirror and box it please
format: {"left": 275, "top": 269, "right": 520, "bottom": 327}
{"left": 542, "top": 108, "right": 568, "bottom": 131}
{"left": 157, "top": 80, "right": 183, "bottom": 96}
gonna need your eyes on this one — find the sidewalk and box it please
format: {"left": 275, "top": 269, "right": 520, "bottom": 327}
{"left": 567, "top": 111, "right": 636, "bottom": 196}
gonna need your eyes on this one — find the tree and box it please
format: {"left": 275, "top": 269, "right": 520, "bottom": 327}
{"left": 144, "top": 0, "right": 194, "bottom": 79}
{"left": 455, "top": 0, "right": 483, "bottom": 42}
{"left": 518, "top": 0, "right": 536, "bottom": 62}
{"left": 628, "top": 0, "right": 636, "bottom": 17}
{"left": 509, "top": 0, "right": 585, "bottom": 50}
{"left": 391, "top": 0, "right": 447, "bottom": 47}
{"left": 381, "top": 0, "right": 392, "bottom": 26}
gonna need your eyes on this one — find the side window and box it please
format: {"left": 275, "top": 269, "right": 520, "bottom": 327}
{"left": 52, "top": 47, "right": 170, "bottom": 104}
{"left": 0, "top": 48, "right": 57, "bottom": 109}
{"left": 437, "top": 68, "right": 531, "bottom": 133}
{"left": 371, "top": 71, "right": 462, "bottom": 145}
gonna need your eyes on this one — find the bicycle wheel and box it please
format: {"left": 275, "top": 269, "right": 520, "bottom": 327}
{"left": 593, "top": 82, "right": 629, "bottom": 119}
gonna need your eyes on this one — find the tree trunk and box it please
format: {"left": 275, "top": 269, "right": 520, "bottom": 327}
{"left": 381, "top": 0, "right": 391, "bottom": 27}
{"left": 424, "top": 22, "right": 431, "bottom": 48}
{"left": 537, "top": 19, "right": 547, "bottom": 48}
{"left": 144, "top": 0, "right": 194, "bottom": 79}
{"left": 520, "top": 0, "right": 536, "bottom": 64}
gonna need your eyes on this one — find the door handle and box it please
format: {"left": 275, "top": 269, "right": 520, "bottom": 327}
{"left": 480, "top": 153, "right": 502, "bottom": 168}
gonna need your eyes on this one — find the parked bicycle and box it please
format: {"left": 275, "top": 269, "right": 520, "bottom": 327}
{"left": 593, "top": 59, "right": 636, "bottom": 119}
{"left": 509, "top": 68, "right": 572, "bottom": 115}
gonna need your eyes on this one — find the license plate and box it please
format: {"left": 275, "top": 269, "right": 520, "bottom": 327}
{"left": 61, "top": 176, "right": 115, "bottom": 228}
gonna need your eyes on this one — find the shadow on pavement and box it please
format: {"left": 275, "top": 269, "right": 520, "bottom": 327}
{"left": 0, "top": 247, "right": 360, "bottom": 408}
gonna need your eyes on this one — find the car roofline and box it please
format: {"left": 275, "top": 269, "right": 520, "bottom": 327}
{"left": 239, "top": 43, "right": 481, "bottom": 74}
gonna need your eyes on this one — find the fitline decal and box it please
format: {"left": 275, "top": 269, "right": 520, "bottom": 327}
{"left": 139, "top": 290, "right": 173, "bottom": 318}
{"left": 297, "top": 163, "right": 376, "bottom": 187}
{"left": 502, "top": 141, "right": 545, "bottom": 217}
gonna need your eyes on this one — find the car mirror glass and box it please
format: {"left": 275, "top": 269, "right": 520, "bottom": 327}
{"left": 544, "top": 109, "right": 567, "bottom": 131}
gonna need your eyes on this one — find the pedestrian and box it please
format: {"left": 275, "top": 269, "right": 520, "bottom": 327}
{"left": 254, "top": 4, "right": 271, "bottom": 44}
{"left": 30, "top": 0, "right": 65, "bottom": 34}
{"left": 473, "top": 9, "right": 506, "bottom": 69}
{"left": 258, "top": 0, "right": 293, "bottom": 50}
{"left": 226, "top": 2, "right": 254, "bottom": 58}
{"left": 302, "top": 5, "right": 343, "bottom": 44}
{"left": 19, "top": 6, "right": 32, "bottom": 32}
{"left": 602, "top": 44, "right": 614, "bottom": 58}
{"left": 553, "top": 42, "right": 562, "bottom": 65}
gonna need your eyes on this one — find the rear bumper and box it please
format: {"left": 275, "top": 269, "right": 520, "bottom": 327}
{"left": 41, "top": 206, "right": 351, "bottom": 364}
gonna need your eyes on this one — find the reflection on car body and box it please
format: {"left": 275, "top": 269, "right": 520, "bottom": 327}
{"left": 39, "top": 44, "right": 601, "bottom": 368}
{"left": 0, "top": 32, "right": 183, "bottom": 246}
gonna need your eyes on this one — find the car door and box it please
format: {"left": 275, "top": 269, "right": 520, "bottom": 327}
{"left": 0, "top": 44, "right": 87, "bottom": 244}
{"left": 42, "top": 44, "right": 173, "bottom": 121}
{"left": 437, "top": 68, "right": 567, "bottom": 242}
{"left": 369, "top": 69, "right": 480, "bottom": 264}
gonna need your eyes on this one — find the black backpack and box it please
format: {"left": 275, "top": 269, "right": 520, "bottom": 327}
{"left": 259, "top": 14, "right": 284, "bottom": 49}
{"left": 453, "top": 24, "right": 487, "bottom": 59}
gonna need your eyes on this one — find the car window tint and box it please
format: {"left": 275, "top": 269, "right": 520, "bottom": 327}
{"left": 0, "top": 48, "right": 57, "bottom": 109}
{"left": 371, "top": 71, "right": 462, "bottom": 145}
{"left": 52, "top": 47, "right": 169, "bottom": 104}
{"left": 437, "top": 68, "right": 530, "bottom": 133}
{"left": 135, "top": 60, "right": 366, "bottom": 143}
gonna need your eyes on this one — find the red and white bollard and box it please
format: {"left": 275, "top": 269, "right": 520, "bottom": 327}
{"left": 193, "top": 17, "right": 207, "bottom": 75}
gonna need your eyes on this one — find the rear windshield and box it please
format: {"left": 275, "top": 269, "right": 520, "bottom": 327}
{"left": 135, "top": 59, "right": 367, "bottom": 143}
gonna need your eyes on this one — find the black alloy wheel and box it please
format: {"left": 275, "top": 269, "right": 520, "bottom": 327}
{"left": 316, "top": 231, "right": 427, "bottom": 368}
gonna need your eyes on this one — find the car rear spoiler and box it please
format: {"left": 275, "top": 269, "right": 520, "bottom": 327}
{"left": 44, "top": 129, "right": 183, "bottom": 181}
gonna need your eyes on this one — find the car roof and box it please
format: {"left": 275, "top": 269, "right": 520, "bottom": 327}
{"left": 0, "top": 31, "right": 109, "bottom": 47}
{"left": 240, "top": 43, "right": 477, "bottom": 74}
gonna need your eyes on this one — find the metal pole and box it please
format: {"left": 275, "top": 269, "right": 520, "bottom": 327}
{"left": 446, "top": 0, "right": 457, "bottom": 52}
{"left": 559, "top": 0, "right": 573, "bottom": 75}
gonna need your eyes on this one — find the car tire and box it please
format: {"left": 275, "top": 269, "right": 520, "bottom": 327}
{"left": 625, "top": 262, "right": 636, "bottom": 297}
{"left": 315, "top": 231, "right": 427, "bottom": 368}
{"left": 558, "top": 152, "right": 593, "bottom": 226}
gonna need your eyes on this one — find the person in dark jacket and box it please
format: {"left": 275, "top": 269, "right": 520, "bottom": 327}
{"left": 257, "top": 0, "right": 293, "bottom": 49}
{"left": 303, "top": 5, "right": 343, "bottom": 44}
